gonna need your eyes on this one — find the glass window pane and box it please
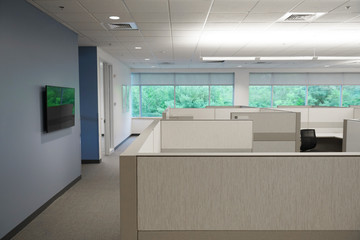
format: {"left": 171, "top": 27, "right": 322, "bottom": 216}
{"left": 342, "top": 85, "right": 360, "bottom": 107}
{"left": 307, "top": 85, "right": 340, "bottom": 106}
{"left": 273, "top": 86, "right": 306, "bottom": 107}
{"left": 175, "top": 86, "right": 209, "bottom": 108}
{"left": 141, "top": 86, "right": 174, "bottom": 117}
{"left": 249, "top": 86, "right": 272, "bottom": 107}
{"left": 131, "top": 86, "right": 140, "bottom": 117}
{"left": 210, "top": 86, "right": 233, "bottom": 106}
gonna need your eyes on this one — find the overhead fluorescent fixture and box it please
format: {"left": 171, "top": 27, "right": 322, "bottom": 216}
{"left": 317, "top": 56, "right": 360, "bottom": 60}
{"left": 202, "top": 56, "right": 360, "bottom": 62}
{"left": 260, "top": 56, "right": 313, "bottom": 61}
{"left": 278, "top": 12, "right": 326, "bottom": 22}
{"left": 202, "top": 57, "right": 256, "bottom": 61}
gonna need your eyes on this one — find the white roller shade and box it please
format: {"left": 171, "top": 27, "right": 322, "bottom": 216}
{"left": 249, "top": 73, "right": 272, "bottom": 85}
{"left": 308, "top": 73, "right": 343, "bottom": 85}
{"left": 272, "top": 73, "right": 308, "bottom": 85}
{"left": 132, "top": 73, "right": 234, "bottom": 86}
{"left": 343, "top": 73, "right": 360, "bottom": 85}
{"left": 175, "top": 73, "right": 210, "bottom": 85}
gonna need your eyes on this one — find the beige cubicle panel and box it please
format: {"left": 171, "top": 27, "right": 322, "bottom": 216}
{"left": 161, "top": 120, "right": 253, "bottom": 152}
{"left": 230, "top": 112, "right": 300, "bottom": 152}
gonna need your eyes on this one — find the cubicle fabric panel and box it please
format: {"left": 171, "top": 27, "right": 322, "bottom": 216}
{"left": 137, "top": 156, "right": 360, "bottom": 231}
{"left": 230, "top": 112, "right": 299, "bottom": 152}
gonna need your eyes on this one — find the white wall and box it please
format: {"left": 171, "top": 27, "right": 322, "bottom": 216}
{"left": 98, "top": 48, "right": 132, "bottom": 147}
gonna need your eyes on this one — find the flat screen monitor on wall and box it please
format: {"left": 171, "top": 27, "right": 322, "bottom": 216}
{"left": 45, "top": 85, "right": 75, "bottom": 133}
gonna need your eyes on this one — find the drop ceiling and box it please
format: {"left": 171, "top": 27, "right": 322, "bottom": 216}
{"left": 27, "top": 0, "right": 360, "bottom": 69}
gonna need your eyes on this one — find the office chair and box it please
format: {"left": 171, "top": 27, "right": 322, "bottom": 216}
{"left": 300, "top": 129, "right": 317, "bottom": 152}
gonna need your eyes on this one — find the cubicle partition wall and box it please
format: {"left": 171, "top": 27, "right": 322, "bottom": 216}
{"left": 353, "top": 106, "right": 360, "bottom": 119}
{"left": 231, "top": 111, "right": 300, "bottom": 152}
{"left": 161, "top": 120, "right": 253, "bottom": 152}
{"left": 120, "top": 121, "right": 360, "bottom": 240}
{"left": 167, "top": 107, "right": 260, "bottom": 120}
{"left": 278, "top": 106, "right": 355, "bottom": 138}
{"left": 343, "top": 119, "right": 360, "bottom": 152}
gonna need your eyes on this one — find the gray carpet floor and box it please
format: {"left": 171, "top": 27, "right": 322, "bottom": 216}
{"left": 12, "top": 136, "right": 137, "bottom": 240}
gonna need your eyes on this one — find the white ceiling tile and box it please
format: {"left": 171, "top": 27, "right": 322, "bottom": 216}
{"left": 170, "top": 0, "right": 212, "bottom": 12}
{"left": 204, "top": 22, "right": 239, "bottom": 30}
{"left": 314, "top": 12, "right": 360, "bottom": 22}
{"left": 347, "top": 14, "right": 360, "bottom": 22}
{"left": 124, "top": 0, "right": 169, "bottom": 13}
{"left": 143, "top": 37, "right": 172, "bottom": 44}
{"left": 77, "top": 0, "right": 129, "bottom": 13}
{"left": 131, "top": 12, "right": 170, "bottom": 22}
{"left": 116, "top": 36, "right": 145, "bottom": 42}
{"left": 93, "top": 12, "right": 134, "bottom": 23}
{"left": 331, "top": 0, "right": 360, "bottom": 13}
{"left": 111, "top": 30, "right": 143, "bottom": 37}
{"left": 171, "top": 12, "right": 208, "bottom": 22}
{"left": 89, "top": 35, "right": 118, "bottom": 42}
{"left": 80, "top": 30, "right": 114, "bottom": 37}
{"left": 211, "top": 0, "right": 258, "bottom": 13}
{"left": 268, "top": 22, "right": 308, "bottom": 31}
{"left": 243, "top": 13, "right": 284, "bottom": 23}
{"left": 171, "top": 23, "right": 204, "bottom": 30}
{"left": 172, "top": 31, "right": 201, "bottom": 37}
{"left": 237, "top": 22, "right": 273, "bottom": 31}
{"left": 69, "top": 22, "right": 105, "bottom": 31}
{"left": 302, "top": 23, "right": 337, "bottom": 30}
{"left": 293, "top": 0, "right": 348, "bottom": 13}
{"left": 33, "top": 0, "right": 84, "bottom": 13}
{"left": 251, "top": 0, "right": 301, "bottom": 13}
{"left": 78, "top": 36, "right": 96, "bottom": 46}
{"left": 55, "top": 12, "right": 97, "bottom": 22}
{"left": 207, "top": 13, "right": 247, "bottom": 22}
{"left": 137, "top": 22, "right": 171, "bottom": 30}
{"left": 141, "top": 31, "right": 171, "bottom": 37}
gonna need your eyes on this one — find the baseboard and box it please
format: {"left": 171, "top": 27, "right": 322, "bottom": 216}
{"left": 1, "top": 175, "right": 81, "bottom": 240}
{"left": 81, "top": 159, "right": 101, "bottom": 164}
{"left": 114, "top": 134, "right": 139, "bottom": 150}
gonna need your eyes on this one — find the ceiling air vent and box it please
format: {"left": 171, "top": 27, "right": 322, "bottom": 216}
{"left": 278, "top": 12, "right": 326, "bottom": 23}
{"left": 102, "top": 22, "right": 138, "bottom": 31}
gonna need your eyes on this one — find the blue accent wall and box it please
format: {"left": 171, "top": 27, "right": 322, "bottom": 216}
{"left": 0, "top": 0, "right": 81, "bottom": 238}
{"left": 79, "top": 47, "right": 100, "bottom": 161}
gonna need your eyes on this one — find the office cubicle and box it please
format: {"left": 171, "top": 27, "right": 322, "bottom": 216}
{"left": 120, "top": 119, "right": 360, "bottom": 240}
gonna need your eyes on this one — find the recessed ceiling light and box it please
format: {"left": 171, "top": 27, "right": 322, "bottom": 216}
{"left": 144, "top": 58, "right": 150, "bottom": 61}
{"left": 237, "top": 65, "right": 243, "bottom": 68}
{"left": 134, "top": 46, "right": 142, "bottom": 50}
{"left": 324, "top": 65, "right": 330, "bottom": 68}
{"left": 109, "top": 16, "right": 120, "bottom": 20}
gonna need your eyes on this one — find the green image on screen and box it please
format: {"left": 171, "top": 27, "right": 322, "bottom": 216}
{"left": 47, "top": 86, "right": 75, "bottom": 114}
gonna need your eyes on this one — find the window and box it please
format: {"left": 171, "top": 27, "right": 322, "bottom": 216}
{"left": 307, "top": 85, "right": 340, "bottom": 106}
{"left": 249, "top": 73, "right": 360, "bottom": 107}
{"left": 273, "top": 86, "right": 306, "bottom": 107}
{"left": 175, "top": 86, "right": 209, "bottom": 108}
{"left": 131, "top": 86, "right": 140, "bottom": 117}
{"left": 342, "top": 86, "right": 360, "bottom": 107}
{"left": 141, "top": 86, "right": 174, "bottom": 117}
{"left": 131, "top": 73, "right": 234, "bottom": 117}
{"left": 249, "top": 86, "right": 271, "bottom": 107}
{"left": 210, "top": 86, "right": 233, "bottom": 106}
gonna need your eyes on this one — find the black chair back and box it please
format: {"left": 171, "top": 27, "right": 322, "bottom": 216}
{"left": 300, "top": 129, "right": 317, "bottom": 151}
